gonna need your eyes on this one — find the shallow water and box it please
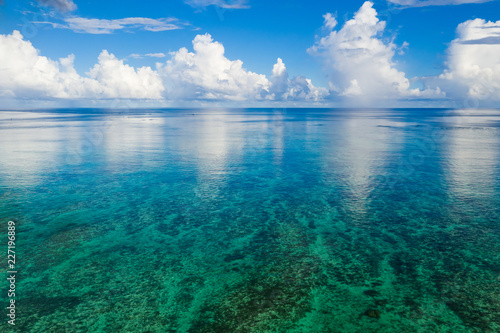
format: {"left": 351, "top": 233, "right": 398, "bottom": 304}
{"left": 0, "top": 108, "right": 499, "bottom": 332}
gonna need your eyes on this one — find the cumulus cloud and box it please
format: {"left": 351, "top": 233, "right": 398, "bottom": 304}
{"left": 0, "top": 30, "right": 93, "bottom": 99}
{"left": 158, "top": 33, "right": 269, "bottom": 101}
{"left": 184, "top": 0, "right": 249, "bottom": 9}
{"left": 88, "top": 51, "right": 164, "bottom": 99}
{"left": 0, "top": 31, "right": 325, "bottom": 103}
{"left": 157, "top": 35, "right": 327, "bottom": 102}
{"left": 0, "top": 30, "right": 163, "bottom": 100}
{"left": 309, "top": 1, "right": 442, "bottom": 102}
{"left": 387, "top": 0, "right": 493, "bottom": 7}
{"left": 36, "top": 0, "right": 77, "bottom": 12}
{"left": 38, "top": 16, "right": 188, "bottom": 34}
{"left": 269, "top": 58, "right": 328, "bottom": 101}
{"left": 438, "top": 18, "right": 500, "bottom": 101}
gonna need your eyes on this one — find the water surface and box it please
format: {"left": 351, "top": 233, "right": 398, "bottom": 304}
{"left": 0, "top": 108, "right": 499, "bottom": 332}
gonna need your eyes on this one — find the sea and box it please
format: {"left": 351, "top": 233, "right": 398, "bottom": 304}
{"left": 0, "top": 108, "right": 499, "bottom": 332}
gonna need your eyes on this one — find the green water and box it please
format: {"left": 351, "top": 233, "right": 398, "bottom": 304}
{"left": 0, "top": 108, "right": 499, "bottom": 332}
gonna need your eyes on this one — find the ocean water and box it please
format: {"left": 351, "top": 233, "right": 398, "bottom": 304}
{"left": 0, "top": 108, "right": 499, "bottom": 332}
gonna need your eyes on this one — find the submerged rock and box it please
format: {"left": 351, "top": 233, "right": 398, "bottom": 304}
{"left": 375, "top": 299, "right": 389, "bottom": 306}
{"left": 363, "top": 289, "right": 380, "bottom": 297}
{"left": 364, "top": 309, "right": 381, "bottom": 319}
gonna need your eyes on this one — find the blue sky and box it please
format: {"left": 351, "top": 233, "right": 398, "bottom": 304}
{"left": 1, "top": 0, "right": 500, "bottom": 107}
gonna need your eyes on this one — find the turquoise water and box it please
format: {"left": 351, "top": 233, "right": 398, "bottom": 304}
{"left": 0, "top": 108, "right": 499, "bottom": 332}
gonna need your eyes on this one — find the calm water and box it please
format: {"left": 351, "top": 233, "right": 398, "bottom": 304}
{"left": 0, "top": 108, "right": 499, "bottom": 332}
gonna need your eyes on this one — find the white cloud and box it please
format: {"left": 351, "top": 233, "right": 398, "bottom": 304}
{"left": 157, "top": 35, "right": 327, "bottom": 102}
{"left": 269, "top": 58, "right": 328, "bottom": 101}
{"left": 342, "top": 79, "right": 362, "bottom": 96}
{"left": 146, "top": 53, "right": 166, "bottom": 58}
{"left": 158, "top": 33, "right": 269, "bottom": 101}
{"left": 88, "top": 51, "right": 164, "bottom": 99}
{"left": 0, "top": 30, "right": 94, "bottom": 99}
{"left": 36, "top": 0, "right": 76, "bottom": 12}
{"left": 438, "top": 18, "right": 500, "bottom": 101}
{"left": 387, "top": 0, "right": 493, "bottom": 7}
{"left": 309, "top": 1, "right": 442, "bottom": 102}
{"left": 0, "top": 31, "right": 325, "bottom": 104}
{"left": 398, "top": 41, "right": 410, "bottom": 55}
{"left": 38, "top": 16, "right": 188, "bottom": 34}
{"left": 269, "top": 58, "right": 288, "bottom": 98}
{"left": 129, "top": 53, "right": 167, "bottom": 59}
{"left": 323, "top": 13, "right": 338, "bottom": 30}
{"left": 184, "top": 0, "right": 249, "bottom": 9}
{"left": 0, "top": 31, "right": 163, "bottom": 100}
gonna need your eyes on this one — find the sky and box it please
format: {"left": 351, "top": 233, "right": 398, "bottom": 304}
{"left": 0, "top": 0, "right": 499, "bottom": 108}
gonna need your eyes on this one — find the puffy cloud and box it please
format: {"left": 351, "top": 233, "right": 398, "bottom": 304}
{"left": 88, "top": 51, "right": 164, "bottom": 99}
{"left": 0, "top": 30, "right": 163, "bottom": 100}
{"left": 158, "top": 33, "right": 269, "bottom": 101}
{"left": 309, "top": 1, "right": 442, "bottom": 102}
{"left": 38, "top": 16, "right": 188, "bottom": 34}
{"left": 342, "top": 80, "right": 362, "bottom": 96}
{"left": 269, "top": 58, "right": 288, "bottom": 98}
{"left": 269, "top": 58, "right": 328, "bottom": 101}
{"left": 0, "top": 31, "right": 325, "bottom": 104}
{"left": 36, "top": 0, "right": 76, "bottom": 12}
{"left": 158, "top": 35, "right": 327, "bottom": 102}
{"left": 0, "top": 30, "right": 93, "bottom": 99}
{"left": 387, "top": 0, "right": 493, "bottom": 7}
{"left": 184, "top": 0, "right": 249, "bottom": 9}
{"left": 438, "top": 19, "right": 500, "bottom": 101}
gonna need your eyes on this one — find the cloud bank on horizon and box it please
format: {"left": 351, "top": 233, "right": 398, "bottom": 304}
{"left": 1, "top": 1, "right": 500, "bottom": 106}
{"left": 0, "top": 30, "right": 325, "bottom": 103}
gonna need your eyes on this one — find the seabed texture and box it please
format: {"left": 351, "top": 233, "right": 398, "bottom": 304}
{"left": 0, "top": 108, "right": 499, "bottom": 332}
